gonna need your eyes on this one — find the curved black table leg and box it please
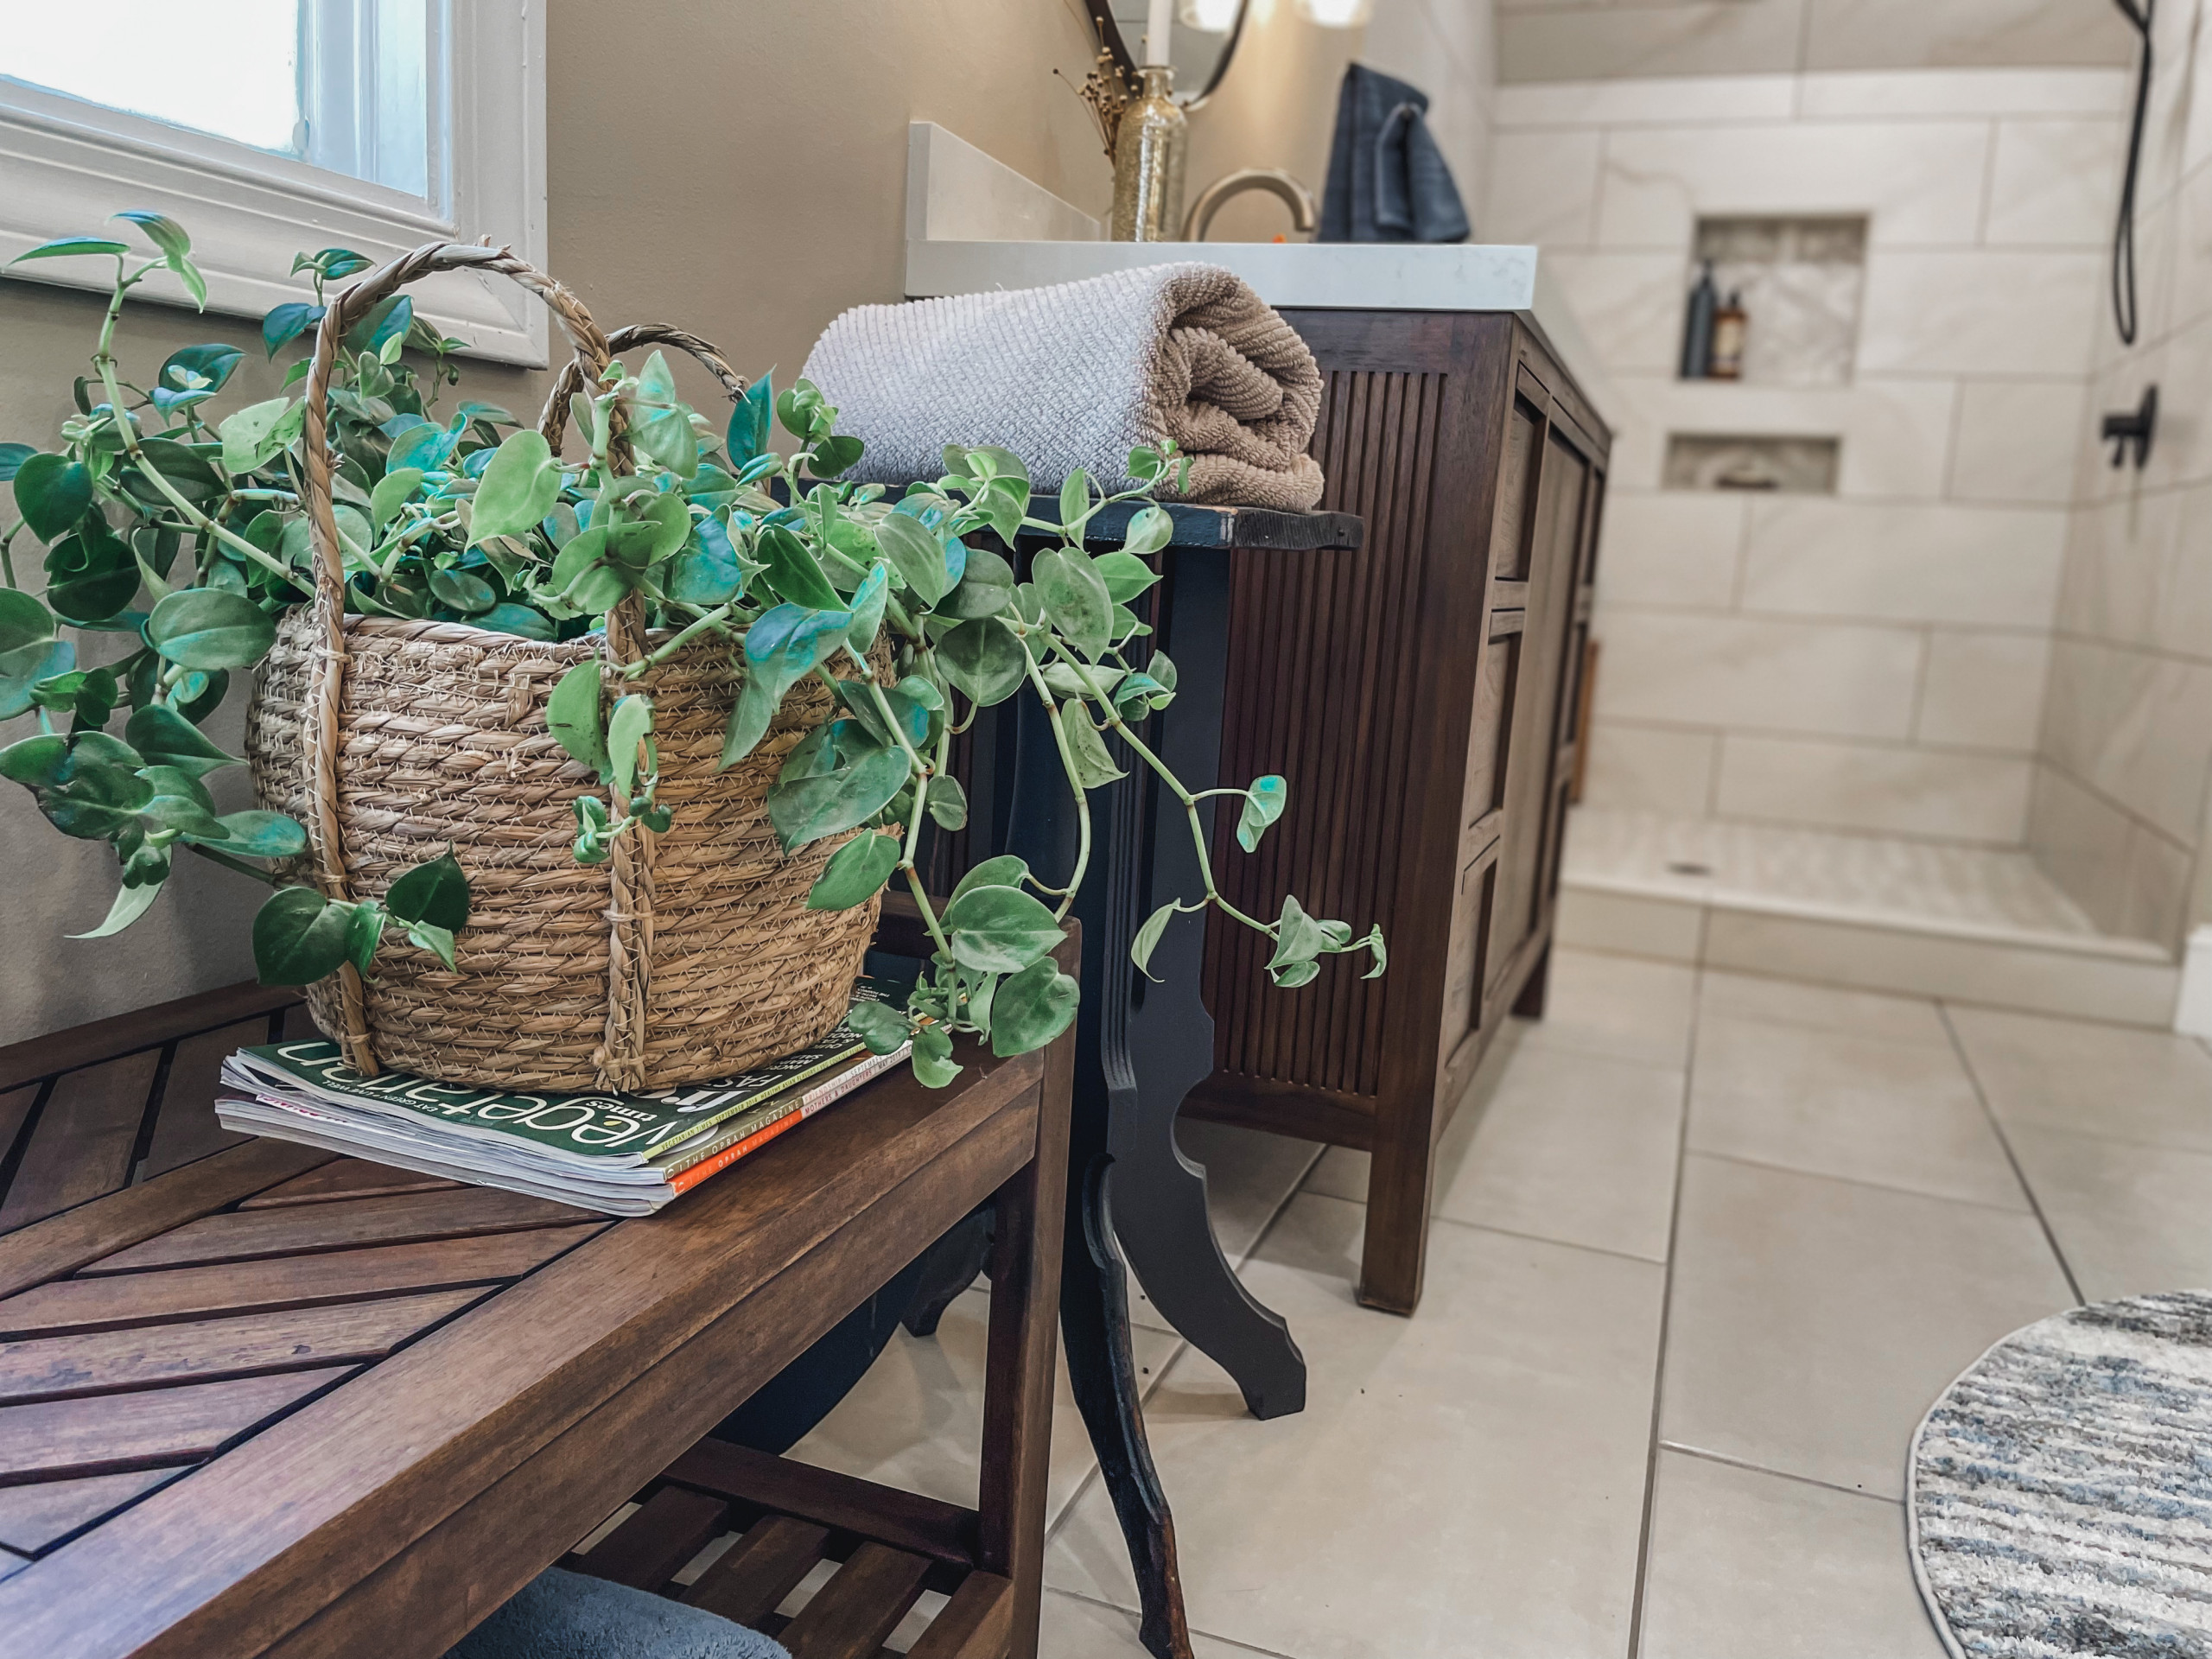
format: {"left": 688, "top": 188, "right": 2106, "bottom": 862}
{"left": 1108, "top": 546, "right": 1306, "bottom": 1418}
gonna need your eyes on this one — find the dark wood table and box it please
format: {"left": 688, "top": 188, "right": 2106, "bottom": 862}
{"left": 0, "top": 919, "right": 1075, "bottom": 1659}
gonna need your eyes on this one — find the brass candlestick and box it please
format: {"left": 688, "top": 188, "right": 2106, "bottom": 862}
{"left": 1109, "top": 66, "right": 1187, "bottom": 243}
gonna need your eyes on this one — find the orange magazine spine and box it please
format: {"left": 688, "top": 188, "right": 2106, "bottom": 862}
{"left": 668, "top": 1109, "right": 807, "bottom": 1194}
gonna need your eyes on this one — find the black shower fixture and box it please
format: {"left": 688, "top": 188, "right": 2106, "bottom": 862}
{"left": 2112, "top": 0, "right": 2153, "bottom": 345}
{"left": 2101, "top": 384, "right": 2158, "bottom": 469}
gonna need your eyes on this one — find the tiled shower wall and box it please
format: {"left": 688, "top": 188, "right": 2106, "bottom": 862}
{"left": 2028, "top": 0, "right": 2212, "bottom": 951}
{"left": 1485, "top": 67, "right": 2128, "bottom": 849}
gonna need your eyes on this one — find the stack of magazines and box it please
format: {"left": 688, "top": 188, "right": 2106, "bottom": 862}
{"left": 215, "top": 979, "right": 913, "bottom": 1216}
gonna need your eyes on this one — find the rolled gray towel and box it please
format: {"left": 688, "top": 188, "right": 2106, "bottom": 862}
{"left": 801, "top": 264, "right": 1325, "bottom": 511}
{"left": 442, "top": 1567, "right": 790, "bottom": 1659}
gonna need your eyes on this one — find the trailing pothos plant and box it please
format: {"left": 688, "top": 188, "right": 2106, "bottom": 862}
{"left": 0, "top": 213, "right": 1382, "bottom": 1088}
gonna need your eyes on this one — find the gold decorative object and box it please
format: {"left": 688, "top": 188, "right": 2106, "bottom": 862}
{"left": 1109, "top": 65, "right": 1187, "bottom": 243}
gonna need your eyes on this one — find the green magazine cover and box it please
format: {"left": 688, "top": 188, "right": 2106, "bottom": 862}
{"left": 220, "top": 976, "right": 907, "bottom": 1168}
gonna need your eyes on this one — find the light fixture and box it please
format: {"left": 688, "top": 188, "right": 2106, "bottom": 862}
{"left": 1178, "top": 0, "right": 1239, "bottom": 29}
{"left": 1295, "top": 0, "right": 1372, "bottom": 24}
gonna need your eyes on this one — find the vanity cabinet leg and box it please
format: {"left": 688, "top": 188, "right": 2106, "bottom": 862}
{"left": 1357, "top": 1091, "right": 1435, "bottom": 1317}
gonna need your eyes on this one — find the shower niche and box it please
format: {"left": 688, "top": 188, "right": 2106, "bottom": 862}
{"left": 1683, "top": 215, "right": 1867, "bottom": 386}
{"left": 1662, "top": 433, "right": 1840, "bottom": 493}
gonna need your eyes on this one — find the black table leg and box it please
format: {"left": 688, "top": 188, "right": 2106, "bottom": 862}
{"left": 1106, "top": 548, "right": 1306, "bottom": 1420}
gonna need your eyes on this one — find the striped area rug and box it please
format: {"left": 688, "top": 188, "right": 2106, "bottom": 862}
{"left": 1910, "top": 1292, "right": 2212, "bottom": 1656}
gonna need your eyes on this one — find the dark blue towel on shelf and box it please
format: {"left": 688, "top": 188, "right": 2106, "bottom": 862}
{"left": 1318, "top": 64, "right": 1471, "bottom": 245}
{"left": 442, "top": 1568, "right": 790, "bottom": 1659}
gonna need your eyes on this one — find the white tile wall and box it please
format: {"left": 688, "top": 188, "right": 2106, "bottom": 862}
{"left": 1738, "top": 499, "right": 2065, "bottom": 627}
{"left": 2039, "top": 640, "right": 2212, "bottom": 846}
{"left": 1795, "top": 68, "right": 2127, "bottom": 119}
{"left": 1594, "top": 611, "right": 1923, "bottom": 738}
{"left": 1484, "top": 130, "right": 1605, "bottom": 248}
{"left": 1590, "top": 492, "right": 1747, "bottom": 607}
{"left": 1715, "top": 735, "right": 2033, "bottom": 842}
{"left": 1592, "top": 121, "right": 1993, "bottom": 249}
{"left": 1857, "top": 251, "right": 2101, "bottom": 376}
{"left": 1985, "top": 119, "right": 2128, "bottom": 246}
{"left": 1492, "top": 76, "right": 1800, "bottom": 130}
{"left": 1581, "top": 722, "right": 1722, "bottom": 817}
{"left": 1541, "top": 252, "right": 1696, "bottom": 373}
{"left": 1494, "top": 62, "right": 2145, "bottom": 865}
{"left": 1949, "top": 379, "right": 2088, "bottom": 503}
{"left": 1917, "top": 630, "right": 2051, "bottom": 751}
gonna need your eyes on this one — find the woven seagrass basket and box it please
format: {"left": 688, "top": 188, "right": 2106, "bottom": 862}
{"left": 245, "top": 244, "right": 880, "bottom": 1092}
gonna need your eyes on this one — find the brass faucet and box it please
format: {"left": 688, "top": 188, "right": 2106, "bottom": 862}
{"left": 1180, "top": 168, "right": 1319, "bottom": 241}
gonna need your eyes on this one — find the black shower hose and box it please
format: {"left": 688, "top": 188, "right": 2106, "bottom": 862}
{"left": 2113, "top": 0, "right": 2154, "bottom": 346}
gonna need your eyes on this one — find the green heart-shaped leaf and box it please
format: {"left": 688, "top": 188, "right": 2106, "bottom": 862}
{"left": 253, "top": 886, "right": 354, "bottom": 986}
{"left": 807, "top": 830, "right": 900, "bottom": 911}
{"left": 545, "top": 660, "right": 609, "bottom": 776}
{"left": 470, "top": 429, "right": 563, "bottom": 545}
{"left": 148, "top": 589, "right": 276, "bottom": 670}
{"left": 13, "top": 452, "right": 91, "bottom": 542}
{"left": 385, "top": 849, "right": 471, "bottom": 930}
{"left": 988, "top": 956, "right": 1079, "bottom": 1056}
{"left": 943, "top": 883, "right": 1063, "bottom": 975}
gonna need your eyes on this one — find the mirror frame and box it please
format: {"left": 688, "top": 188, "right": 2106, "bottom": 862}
{"left": 1084, "top": 0, "right": 1249, "bottom": 109}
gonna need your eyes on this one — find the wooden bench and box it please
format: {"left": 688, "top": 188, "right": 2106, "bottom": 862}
{"left": 0, "top": 910, "right": 1072, "bottom": 1659}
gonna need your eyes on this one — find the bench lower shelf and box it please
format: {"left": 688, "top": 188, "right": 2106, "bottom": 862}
{"left": 569, "top": 1438, "right": 1011, "bottom": 1659}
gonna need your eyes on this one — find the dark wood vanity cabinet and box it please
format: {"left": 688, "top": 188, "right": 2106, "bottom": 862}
{"left": 1187, "top": 309, "right": 1609, "bottom": 1316}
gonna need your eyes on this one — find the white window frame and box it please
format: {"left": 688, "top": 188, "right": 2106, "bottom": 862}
{"left": 0, "top": 1, "right": 548, "bottom": 366}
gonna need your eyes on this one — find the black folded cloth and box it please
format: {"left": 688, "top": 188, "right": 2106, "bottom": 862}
{"left": 1318, "top": 64, "right": 1471, "bottom": 245}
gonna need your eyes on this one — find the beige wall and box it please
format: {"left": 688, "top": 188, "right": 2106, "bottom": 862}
{"left": 0, "top": 0, "right": 1363, "bottom": 1041}
{"left": 2027, "top": 0, "right": 2212, "bottom": 950}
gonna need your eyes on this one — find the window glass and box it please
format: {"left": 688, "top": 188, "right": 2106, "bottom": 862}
{"left": 4, "top": 0, "right": 303, "bottom": 155}
{"left": 1, "top": 0, "right": 431, "bottom": 199}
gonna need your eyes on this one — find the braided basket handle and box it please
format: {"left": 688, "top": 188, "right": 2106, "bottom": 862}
{"left": 296, "top": 243, "right": 633, "bottom": 1080}
{"left": 302, "top": 242, "right": 616, "bottom": 622}
{"left": 536, "top": 323, "right": 749, "bottom": 453}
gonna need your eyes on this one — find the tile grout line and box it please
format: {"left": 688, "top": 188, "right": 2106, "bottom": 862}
{"left": 1936, "top": 1001, "right": 2086, "bottom": 1305}
{"left": 1624, "top": 965, "right": 1703, "bottom": 1659}
{"left": 1656, "top": 1440, "right": 1904, "bottom": 1508}
{"left": 1682, "top": 1147, "right": 2045, "bottom": 1218}
{"left": 1045, "top": 1586, "right": 1308, "bottom": 1659}
{"left": 1426, "top": 1210, "right": 1669, "bottom": 1268}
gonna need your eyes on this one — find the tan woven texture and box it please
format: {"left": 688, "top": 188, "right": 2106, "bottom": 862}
{"left": 241, "top": 242, "right": 878, "bottom": 1091}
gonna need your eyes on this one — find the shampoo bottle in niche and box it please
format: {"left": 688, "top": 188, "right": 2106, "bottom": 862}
{"left": 1680, "top": 260, "right": 1718, "bottom": 379}
{"left": 1708, "top": 289, "right": 1748, "bottom": 380}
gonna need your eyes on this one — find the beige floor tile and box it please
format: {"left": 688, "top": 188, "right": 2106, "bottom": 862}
{"left": 1037, "top": 1590, "right": 1266, "bottom": 1658}
{"left": 2006, "top": 1122, "right": 2212, "bottom": 1301}
{"left": 788, "top": 1285, "right": 1181, "bottom": 1531}
{"left": 1127, "top": 1122, "right": 1322, "bottom": 1334}
{"left": 1517, "top": 946, "right": 1700, "bottom": 1068}
{"left": 1688, "top": 1016, "right": 2028, "bottom": 1210}
{"left": 1431, "top": 1044, "right": 1684, "bottom": 1261}
{"left": 1948, "top": 1006, "right": 2212, "bottom": 1151}
{"left": 1307, "top": 1031, "right": 1682, "bottom": 1262}
{"left": 1662, "top": 1155, "right": 2071, "bottom": 1498}
{"left": 1047, "top": 1194, "right": 1663, "bottom": 1659}
{"left": 1637, "top": 1451, "right": 1945, "bottom": 1658}
{"left": 1698, "top": 968, "right": 1951, "bottom": 1046}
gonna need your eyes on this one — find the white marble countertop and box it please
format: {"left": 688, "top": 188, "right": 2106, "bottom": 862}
{"left": 901, "top": 238, "right": 1617, "bottom": 429}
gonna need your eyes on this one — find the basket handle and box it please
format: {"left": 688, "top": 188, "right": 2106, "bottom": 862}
{"left": 536, "top": 323, "right": 749, "bottom": 453}
{"left": 297, "top": 243, "right": 642, "bottom": 1082}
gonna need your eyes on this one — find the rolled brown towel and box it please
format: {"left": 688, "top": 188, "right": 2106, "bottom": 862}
{"left": 799, "top": 263, "right": 1325, "bottom": 511}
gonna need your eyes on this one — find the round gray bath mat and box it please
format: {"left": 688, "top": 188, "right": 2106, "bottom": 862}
{"left": 1910, "top": 1291, "right": 2212, "bottom": 1656}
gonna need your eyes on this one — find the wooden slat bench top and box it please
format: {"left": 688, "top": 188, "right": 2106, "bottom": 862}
{"left": 0, "top": 1027, "right": 1058, "bottom": 1659}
